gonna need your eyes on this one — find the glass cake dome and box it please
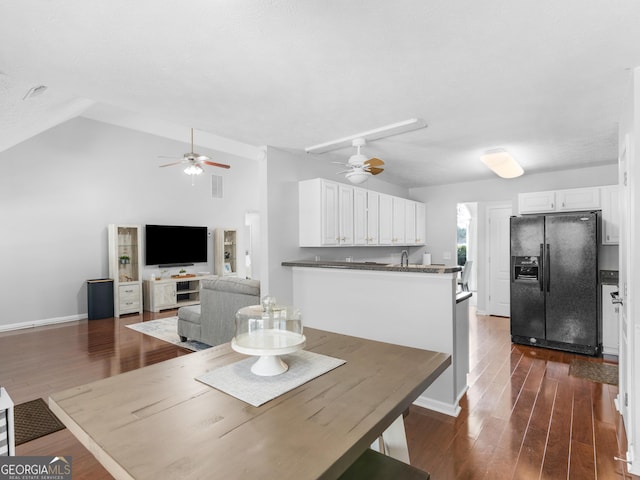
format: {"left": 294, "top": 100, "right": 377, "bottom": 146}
{"left": 232, "top": 296, "right": 305, "bottom": 376}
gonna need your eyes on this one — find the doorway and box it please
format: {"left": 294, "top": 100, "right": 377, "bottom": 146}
{"left": 457, "top": 203, "right": 477, "bottom": 297}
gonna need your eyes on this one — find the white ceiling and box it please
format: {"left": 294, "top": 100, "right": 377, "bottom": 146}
{"left": 1, "top": 0, "right": 639, "bottom": 187}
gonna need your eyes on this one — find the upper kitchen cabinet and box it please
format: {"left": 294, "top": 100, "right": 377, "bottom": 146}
{"left": 518, "top": 190, "right": 556, "bottom": 214}
{"left": 366, "top": 190, "right": 380, "bottom": 245}
{"left": 353, "top": 187, "right": 368, "bottom": 245}
{"left": 391, "top": 197, "right": 406, "bottom": 245}
{"left": 601, "top": 185, "right": 620, "bottom": 245}
{"left": 299, "top": 178, "right": 353, "bottom": 247}
{"left": 299, "top": 178, "right": 425, "bottom": 247}
{"left": 378, "top": 193, "right": 394, "bottom": 245}
{"left": 404, "top": 200, "right": 426, "bottom": 245}
{"left": 518, "top": 186, "right": 600, "bottom": 214}
{"left": 556, "top": 187, "right": 600, "bottom": 211}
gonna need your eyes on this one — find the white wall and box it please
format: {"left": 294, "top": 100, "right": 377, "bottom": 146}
{"left": 261, "top": 146, "right": 412, "bottom": 304}
{"left": 410, "top": 164, "right": 619, "bottom": 312}
{"left": 0, "top": 117, "right": 259, "bottom": 327}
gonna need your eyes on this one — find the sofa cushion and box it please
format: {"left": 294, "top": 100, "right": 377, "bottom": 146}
{"left": 178, "top": 305, "right": 201, "bottom": 324}
{"left": 201, "top": 277, "right": 260, "bottom": 296}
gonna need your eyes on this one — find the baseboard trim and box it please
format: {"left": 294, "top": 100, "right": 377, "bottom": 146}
{"left": 413, "top": 395, "right": 462, "bottom": 417}
{"left": 0, "top": 314, "right": 87, "bottom": 333}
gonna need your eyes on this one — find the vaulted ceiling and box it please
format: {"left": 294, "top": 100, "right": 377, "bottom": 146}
{"left": 1, "top": 1, "right": 639, "bottom": 187}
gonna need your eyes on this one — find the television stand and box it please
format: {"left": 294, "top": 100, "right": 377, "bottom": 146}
{"left": 143, "top": 275, "right": 214, "bottom": 313}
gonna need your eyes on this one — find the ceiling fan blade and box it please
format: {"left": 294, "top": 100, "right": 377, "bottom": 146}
{"left": 202, "top": 160, "right": 231, "bottom": 169}
{"left": 365, "top": 157, "right": 385, "bottom": 167}
{"left": 159, "top": 161, "right": 186, "bottom": 168}
{"left": 369, "top": 166, "right": 384, "bottom": 175}
{"left": 158, "top": 155, "right": 183, "bottom": 160}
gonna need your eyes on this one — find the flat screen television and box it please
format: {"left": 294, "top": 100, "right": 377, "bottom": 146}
{"left": 145, "top": 224, "right": 208, "bottom": 266}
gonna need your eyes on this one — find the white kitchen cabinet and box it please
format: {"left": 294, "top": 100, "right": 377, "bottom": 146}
{"left": 518, "top": 191, "right": 556, "bottom": 214}
{"left": 366, "top": 191, "right": 379, "bottom": 245}
{"left": 299, "top": 178, "right": 353, "bottom": 246}
{"left": 338, "top": 183, "right": 354, "bottom": 245}
{"left": 353, "top": 187, "right": 368, "bottom": 245}
{"left": 392, "top": 197, "right": 406, "bottom": 245}
{"left": 415, "top": 202, "right": 426, "bottom": 245}
{"left": 404, "top": 200, "right": 417, "bottom": 245}
{"left": 518, "top": 187, "right": 601, "bottom": 214}
{"left": 602, "top": 284, "right": 619, "bottom": 355}
{"left": 403, "top": 200, "right": 426, "bottom": 245}
{"left": 378, "top": 194, "right": 393, "bottom": 245}
{"left": 556, "top": 187, "right": 600, "bottom": 211}
{"left": 299, "top": 178, "right": 425, "bottom": 247}
{"left": 601, "top": 185, "right": 620, "bottom": 245}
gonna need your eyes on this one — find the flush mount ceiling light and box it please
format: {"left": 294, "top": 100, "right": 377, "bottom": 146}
{"left": 480, "top": 149, "right": 524, "bottom": 178}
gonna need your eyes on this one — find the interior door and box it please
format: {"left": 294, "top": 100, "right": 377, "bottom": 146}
{"left": 487, "top": 204, "right": 512, "bottom": 317}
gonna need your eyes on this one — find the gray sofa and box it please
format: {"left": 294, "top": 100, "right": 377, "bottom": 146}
{"left": 177, "top": 276, "right": 260, "bottom": 347}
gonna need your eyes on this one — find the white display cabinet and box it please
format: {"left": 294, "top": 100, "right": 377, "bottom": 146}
{"left": 108, "top": 224, "right": 143, "bottom": 316}
{"left": 215, "top": 228, "right": 238, "bottom": 276}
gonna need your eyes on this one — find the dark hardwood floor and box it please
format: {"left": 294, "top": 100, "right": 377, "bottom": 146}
{"left": 0, "top": 308, "right": 636, "bottom": 479}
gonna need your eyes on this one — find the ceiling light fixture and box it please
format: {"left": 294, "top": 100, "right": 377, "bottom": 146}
{"left": 184, "top": 164, "right": 203, "bottom": 176}
{"left": 305, "top": 118, "right": 427, "bottom": 154}
{"left": 480, "top": 149, "right": 524, "bottom": 178}
{"left": 345, "top": 169, "right": 371, "bottom": 184}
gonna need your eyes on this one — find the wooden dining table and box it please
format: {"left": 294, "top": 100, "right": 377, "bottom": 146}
{"left": 49, "top": 327, "right": 450, "bottom": 480}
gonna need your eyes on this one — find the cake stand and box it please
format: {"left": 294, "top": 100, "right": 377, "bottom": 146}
{"left": 232, "top": 330, "right": 306, "bottom": 376}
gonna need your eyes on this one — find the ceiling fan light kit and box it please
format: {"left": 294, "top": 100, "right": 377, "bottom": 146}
{"left": 184, "top": 164, "right": 203, "bottom": 176}
{"left": 345, "top": 170, "right": 372, "bottom": 184}
{"left": 480, "top": 149, "right": 524, "bottom": 178}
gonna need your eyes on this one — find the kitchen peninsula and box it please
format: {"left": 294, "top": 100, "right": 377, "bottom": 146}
{"left": 282, "top": 260, "right": 469, "bottom": 416}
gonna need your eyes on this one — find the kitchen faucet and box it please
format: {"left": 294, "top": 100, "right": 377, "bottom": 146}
{"left": 401, "top": 250, "right": 409, "bottom": 267}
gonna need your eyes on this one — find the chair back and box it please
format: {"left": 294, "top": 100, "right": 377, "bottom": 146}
{"left": 458, "top": 260, "right": 473, "bottom": 291}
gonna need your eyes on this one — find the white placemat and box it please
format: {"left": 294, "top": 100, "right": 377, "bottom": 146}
{"left": 195, "top": 350, "right": 346, "bottom": 407}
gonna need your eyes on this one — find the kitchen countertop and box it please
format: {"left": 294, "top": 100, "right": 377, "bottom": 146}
{"left": 282, "top": 260, "right": 462, "bottom": 274}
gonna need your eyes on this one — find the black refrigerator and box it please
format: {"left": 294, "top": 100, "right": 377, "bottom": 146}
{"left": 510, "top": 211, "right": 600, "bottom": 356}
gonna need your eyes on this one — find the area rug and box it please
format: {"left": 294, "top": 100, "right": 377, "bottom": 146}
{"left": 14, "top": 398, "right": 65, "bottom": 445}
{"left": 125, "top": 316, "right": 211, "bottom": 352}
{"left": 569, "top": 359, "right": 618, "bottom": 385}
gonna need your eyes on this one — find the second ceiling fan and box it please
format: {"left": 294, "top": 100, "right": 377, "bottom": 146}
{"left": 334, "top": 138, "right": 385, "bottom": 184}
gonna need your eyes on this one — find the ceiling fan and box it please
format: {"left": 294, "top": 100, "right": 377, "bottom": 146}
{"left": 158, "top": 128, "right": 231, "bottom": 177}
{"left": 334, "top": 138, "right": 385, "bottom": 184}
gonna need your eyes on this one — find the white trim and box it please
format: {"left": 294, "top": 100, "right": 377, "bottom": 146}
{"left": 413, "top": 386, "right": 467, "bottom": 417}
{"left": 0, "top": 314, "right": 87, "bottom": 333}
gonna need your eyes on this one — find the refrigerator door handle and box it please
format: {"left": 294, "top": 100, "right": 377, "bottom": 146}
{"left": 539, "top": 243, "right": 544, "bottom": 292}
{"left": 546, "top": 243, "right": 551, "bottom": 293}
